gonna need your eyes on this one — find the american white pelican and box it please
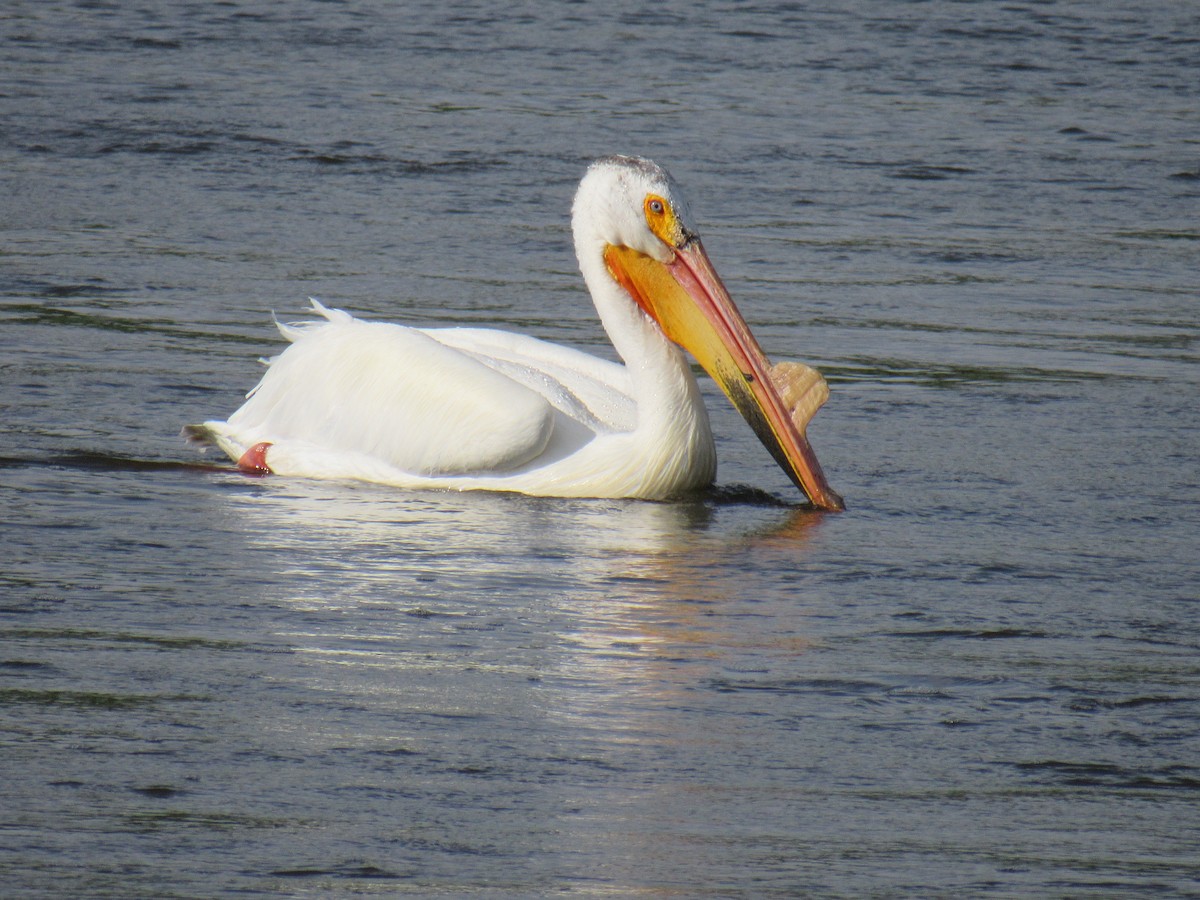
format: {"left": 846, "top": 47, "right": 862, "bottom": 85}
{"left": 186, "top": 156, "right": 844, "bottom": 509}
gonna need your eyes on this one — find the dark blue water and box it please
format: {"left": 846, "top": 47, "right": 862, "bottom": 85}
{"left": 3, "top": 1, "right": 1199, "bottom": 895}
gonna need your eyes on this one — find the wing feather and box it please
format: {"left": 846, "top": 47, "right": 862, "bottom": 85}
{"left": 425, "top": 326, "right": 636, "bottom": 432}
{"left": 225, "top": 308, "right": 556, "bottom": 475}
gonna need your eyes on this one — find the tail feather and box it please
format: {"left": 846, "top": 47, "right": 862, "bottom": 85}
{"left": 181, "top": 422, "right": 247, "bottom": 464}
{"left": 181, "top": 423, "right": 216, "bottom": 450}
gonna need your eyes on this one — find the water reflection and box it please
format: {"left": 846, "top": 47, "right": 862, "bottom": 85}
{"left": 215, "top": 474, "right": 825, "bottom": 701}
{"left": 218, "top": 475, "right": 824, "bottom": 621}
{"left": 208, "top": 476, "right": 827, "bottom": 887}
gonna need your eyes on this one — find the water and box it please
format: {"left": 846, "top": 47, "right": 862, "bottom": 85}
{"left": 3, "top": 1, "right": 1199, "bottom": 895}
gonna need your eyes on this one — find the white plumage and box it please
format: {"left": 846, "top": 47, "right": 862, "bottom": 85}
{"left": 187, "top": 156, "right": 843, "bottom": 507}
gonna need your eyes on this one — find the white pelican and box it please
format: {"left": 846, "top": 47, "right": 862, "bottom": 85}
{"left": 186, "top": 156, "right": 844, "bottom": 509}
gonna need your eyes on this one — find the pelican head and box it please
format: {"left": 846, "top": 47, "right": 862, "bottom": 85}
{"left": 575, "top": 155, "right": 844, "bottom": 511}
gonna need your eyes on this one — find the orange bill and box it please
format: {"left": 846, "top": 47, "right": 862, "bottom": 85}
{"left": 605, "top": 240, "right": 845, "bottom": 510}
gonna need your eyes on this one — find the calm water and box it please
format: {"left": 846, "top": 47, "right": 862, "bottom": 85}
{"left": 3, "top": 1, "right": 1199, "bottom": 896}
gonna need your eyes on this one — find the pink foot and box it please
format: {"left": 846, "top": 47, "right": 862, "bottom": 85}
{"left": 237, "top": 442, "right": 273, "bottom": 476}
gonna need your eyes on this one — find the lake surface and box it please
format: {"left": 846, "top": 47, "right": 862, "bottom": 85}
{"left": 3, "top": 1, "right": 1199, "bottom": 895}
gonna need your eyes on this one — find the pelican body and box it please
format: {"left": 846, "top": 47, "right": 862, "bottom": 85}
{"left": 187, "top": 156, "right": 843, "bottom": 509}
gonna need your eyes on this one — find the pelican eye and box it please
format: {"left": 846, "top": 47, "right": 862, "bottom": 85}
{"left": 644, "top": 194, "right": 679, "bottom": 246}
{"left": 645, "top": 195, "right": 670, "bottom": 220}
